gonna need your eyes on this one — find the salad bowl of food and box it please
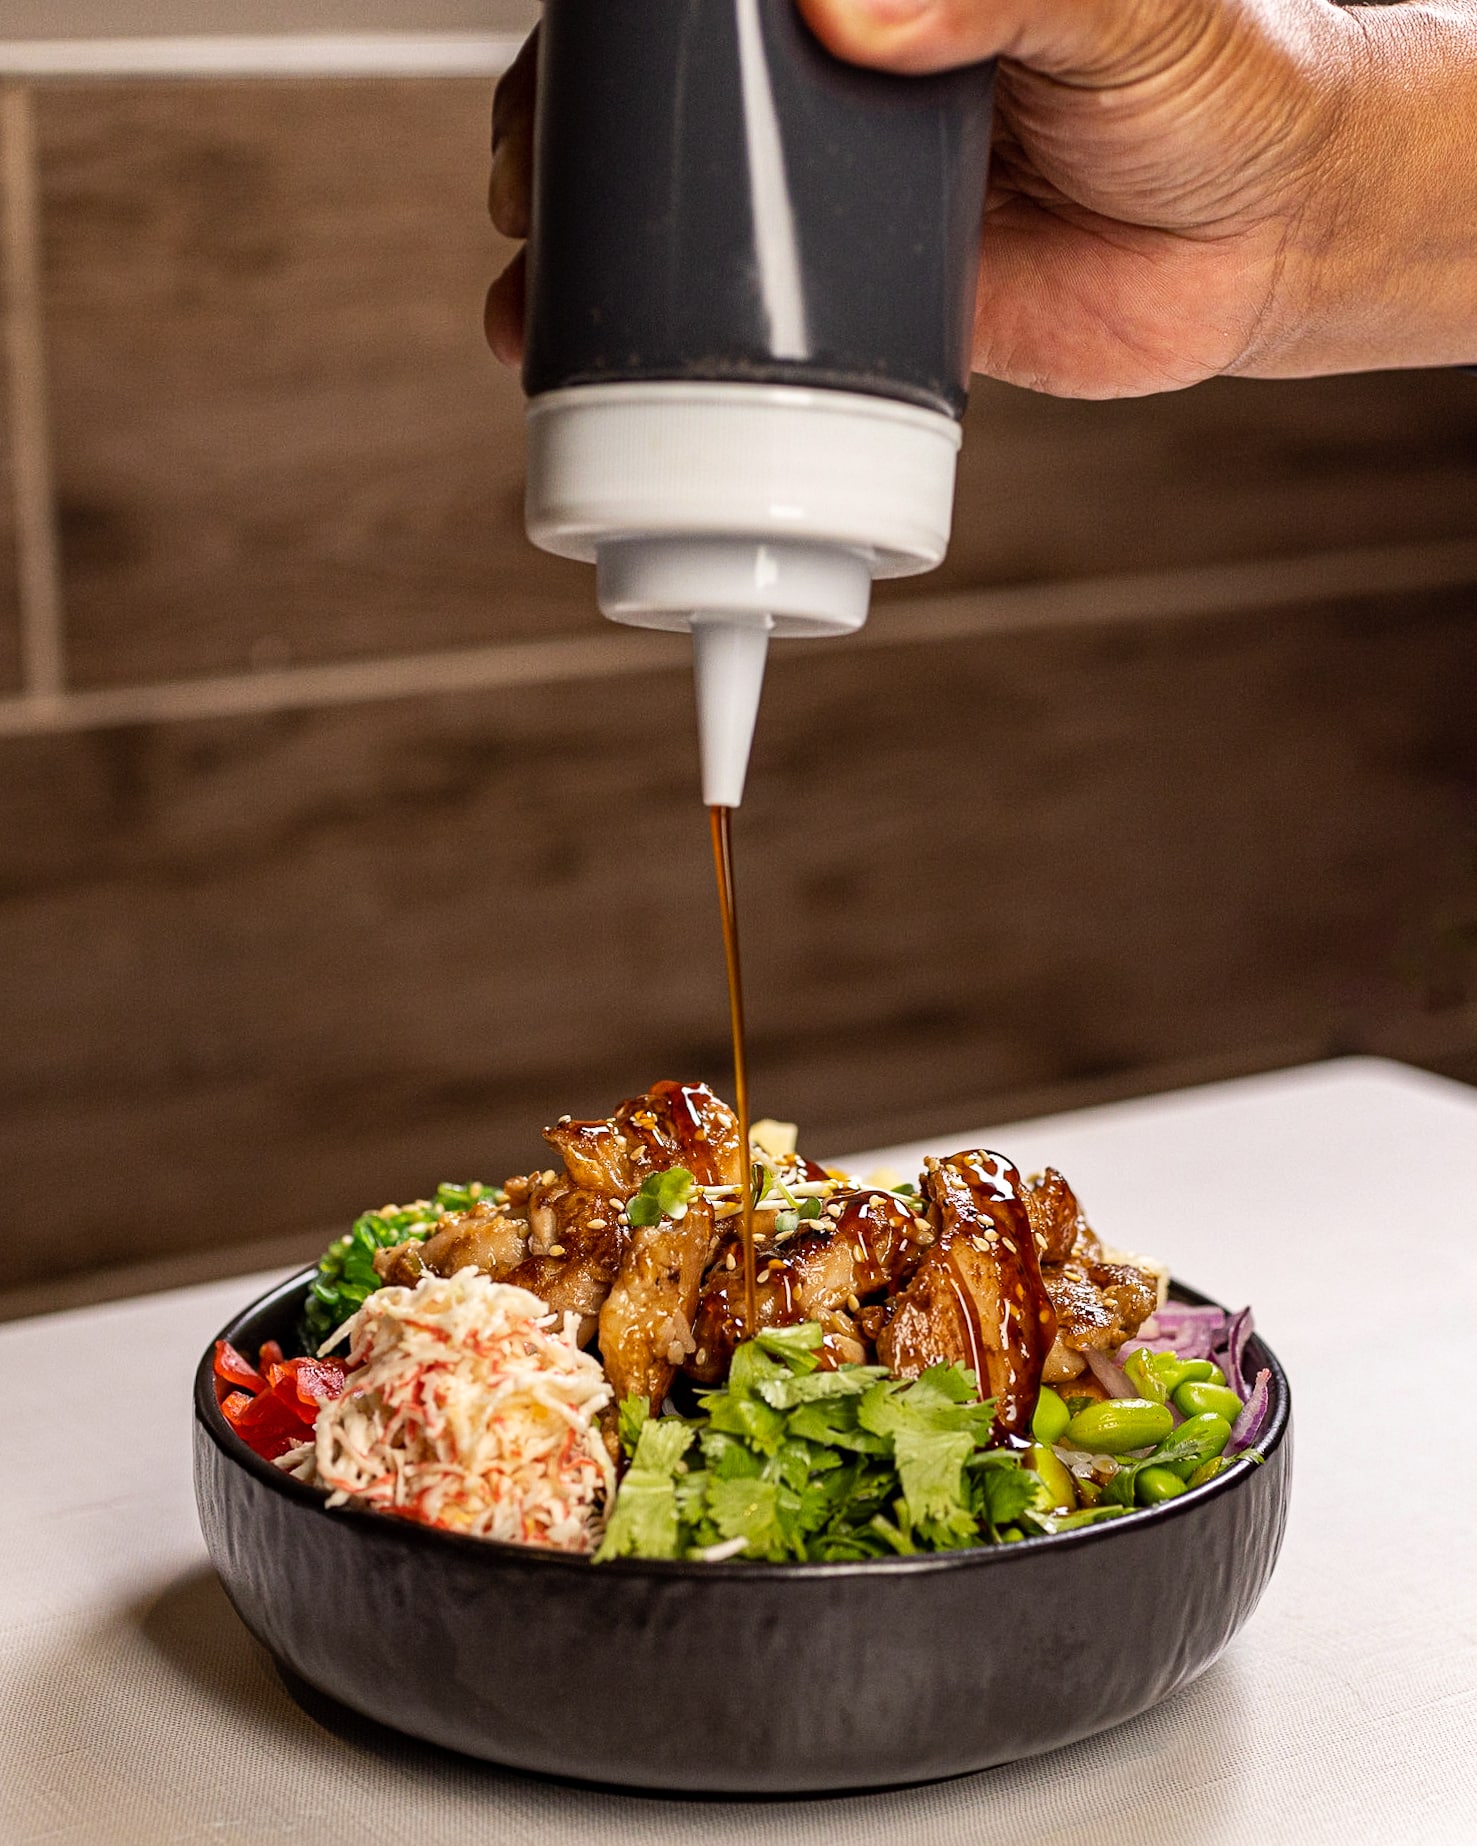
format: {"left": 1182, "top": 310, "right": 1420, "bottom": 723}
{"left": 194, "top": 1080, "right": 1291, "bottom": 1794}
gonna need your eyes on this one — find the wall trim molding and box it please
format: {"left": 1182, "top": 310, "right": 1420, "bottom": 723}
{"left": 0, "top": 32, "right": 522, "bottom": 79}
{"left": 1, "top": 537, "right": 1473, "bottom": 740}
{"left": 1, "top": 84, "right": 66, "bottom": 698}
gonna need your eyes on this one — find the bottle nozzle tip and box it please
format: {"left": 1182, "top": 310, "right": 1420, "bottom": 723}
{"left": 691, "top": 614, "right": 772, "bottom": 809}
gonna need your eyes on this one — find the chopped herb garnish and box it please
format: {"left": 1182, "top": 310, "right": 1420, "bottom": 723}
{"left": 595, "top": 1323, "right": 1070, "bottom": 1563}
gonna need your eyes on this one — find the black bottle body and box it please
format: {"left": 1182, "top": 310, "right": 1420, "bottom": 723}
{"left": 524, "top": 0, "right": 995, "bottom": 419}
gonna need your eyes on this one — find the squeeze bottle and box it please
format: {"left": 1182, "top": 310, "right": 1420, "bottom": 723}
{"left": 523, "top": 0, "right": 994, "bottom": 806}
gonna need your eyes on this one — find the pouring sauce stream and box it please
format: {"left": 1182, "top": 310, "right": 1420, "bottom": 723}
{"left": 709, "top": 804, "right": 758, "bottom": 1336}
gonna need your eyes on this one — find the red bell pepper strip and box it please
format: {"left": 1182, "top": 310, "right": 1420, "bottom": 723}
{"left": 217, "top": 1346, "right": 348, "bottom": 1462}
{"left": 214, "top": 1339, "right": 265, "bottom": 1397}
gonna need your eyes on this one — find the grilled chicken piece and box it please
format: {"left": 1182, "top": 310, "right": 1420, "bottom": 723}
{"left": 599, "top": 1196, "right": 720, "bottom": 1409}
{"left": 1024, "top": 1167, "right": 1099, "bottom": 1266}
{"left": 878, "top": 1150, "right": 1057, "bottom": 1445}
{"left": 1019, "top": 1164, "right": 1160, "bottom": 1380}
{"left": 374, "top": 1198, "right": 529, "bottom": 1290}
{"left": 1041, "top": 1256, "right": 1160, "bottom": 1372}
{"left": 546, "top": 1079, "right": 743, "bottom": 1194}
{"left": 685, "top": 1189, "right": 925, "bottom": 1383}
{"left": 502, "top": 1175, "right": 626, "bottom": 1346}
{"left": 375, "top": 1080, "right": 738, "bottom": 1350}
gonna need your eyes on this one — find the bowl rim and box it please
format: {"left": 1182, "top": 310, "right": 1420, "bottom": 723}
{"left": 196, "top": 1264, "right": 1291, "bottom": 1580}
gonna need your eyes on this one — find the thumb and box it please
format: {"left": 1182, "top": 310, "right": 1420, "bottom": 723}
{"left": 796, "top": 0, "right": 1201, "bottom": 82}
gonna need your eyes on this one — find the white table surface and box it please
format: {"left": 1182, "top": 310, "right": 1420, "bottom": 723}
{"left": 3, "top": 1056, "right": 1474, "bottom": 1845}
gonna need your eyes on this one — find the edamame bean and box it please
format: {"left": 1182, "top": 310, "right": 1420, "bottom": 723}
{"left": 1032, "top": 1386, "right": 1071, "bottom": 1446}
{"left": 1172, "top": 1380, "right": 1244, "bottom": 1422}
{"left": 1123, "top": 1348, "right": 1166, "bottom": 1403}
{"left": 1189, "top": 1455, "right": 1231, "bottom": 1487}
{"left": 1062, "top": 1398, "right": 1174, "bottom": 1454}
{"left": 1149, "top": 1354, "right": 1220, "bottom": 1395}
{"left": 1027, "top": 1443, "right": 1077, "bottom": 1513}
{"left": 1158, "top": 1411, "right": 1233, "bottom": 1480}
{"left": 1135, "top": 1466, "right": 1187, "bottom": 1505}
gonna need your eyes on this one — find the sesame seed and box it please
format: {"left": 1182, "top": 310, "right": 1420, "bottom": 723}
{"left": 846, "top": 1293, "right": 861, "bottom": 1313}
{"left": 548, "top": 1244, "right": 566, "bottom": 1258}
{"left": 589, "top": 1218, "right": 607, "bottom": 1230}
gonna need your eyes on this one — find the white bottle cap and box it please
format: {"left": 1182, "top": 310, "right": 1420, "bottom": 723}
{"left": 691, "top": 612, "right": 772, "bottom": 809}
{"left": 525, "top": 381, "right": 961, "bottom": 803}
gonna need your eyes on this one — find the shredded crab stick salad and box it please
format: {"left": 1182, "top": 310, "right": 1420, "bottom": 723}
{"left": 212, "top": 1080, "right": 1273, "bottom": 1560}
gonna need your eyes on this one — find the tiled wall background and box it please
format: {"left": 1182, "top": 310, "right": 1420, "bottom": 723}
{"left": 1, "top": 68, "right": 1475, "bottom": 1319}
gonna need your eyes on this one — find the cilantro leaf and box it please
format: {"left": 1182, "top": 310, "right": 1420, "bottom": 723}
{"left": 708, "top": 1476, "right": 789, "bottom": 1560}
{"left": 704, "top": 1389, "right": 787, "bottom": 1455}
{"left": 785, "top": 1400, "right": 890, "bottom": 1454}
{"left": 755, "top": 1322, "right": 824, "bottom": 1373}
{"left": 756, "top": 1366, "right": 884, "bottom": 1411}
{"left": 594, "top": 1417, "right": 694, "bottom": 1561}
{"left": 892, "top": 1425, "right": 976, "bottom": 1528}
{"left": 980, "top": 1464, "right": 1040, "bottom": 1534}
{"left": 617, "top": 1394, "right": 650, "bottom": 1459}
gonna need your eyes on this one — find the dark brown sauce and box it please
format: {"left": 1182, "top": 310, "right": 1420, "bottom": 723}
{"left": 947, "top": 1151, "right": 1057, "bottom": 1446}
{"left": 709, "top": 804, "right": 758, "bottom": 1337}
{"left": 940, "top": 1246, "right": 990, "bottom": 1399}
{"left": 832, "top": 1191, "right": 912, "bottom": 1294}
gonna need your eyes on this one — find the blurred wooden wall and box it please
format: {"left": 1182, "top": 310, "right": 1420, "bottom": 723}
{"left": 1, "top": 75, "right": 1475, "bottom": 1318}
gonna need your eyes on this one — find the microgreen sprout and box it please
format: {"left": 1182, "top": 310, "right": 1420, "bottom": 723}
{"left": 626, "top": 1166, "right": 698, "bottom": 1228}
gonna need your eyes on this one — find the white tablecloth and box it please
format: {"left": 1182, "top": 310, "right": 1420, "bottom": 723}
{"left": 2, "top": 1057, "right": 1474, "bottom": 1844}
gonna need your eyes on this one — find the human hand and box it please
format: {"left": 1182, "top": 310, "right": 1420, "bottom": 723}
{"left": 487, "top": 1, "right": 1477, "bottom": 397}
{"left": 796, "top": 0, "right": 1477, "bottom": 393}
{"left": 485, "top": 26, "right": 537, "bottom": 371}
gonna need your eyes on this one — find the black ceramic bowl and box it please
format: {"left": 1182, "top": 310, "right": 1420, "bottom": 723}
{"left": 194, "top": 1267, "right": 1291, "bottom": 1794}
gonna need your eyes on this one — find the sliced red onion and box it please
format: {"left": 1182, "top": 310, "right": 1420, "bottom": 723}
{"left": 1151, "top": 1303, "right": 1228, "bottom": 1337}
{"left": 1222, "top": 1306, "right": 1255, "bottom": 1400}
{"left": 1145, "top": 1303, "right": 1226, "bottom": 1361}
{"left": 1161, "top": 1324, "right": 1216, "bottom": 1362}
{"left": 1119, "top": 1333, "right": 1181, "bottom": 1358}
{"left": 1083, "top": 1348, "right": 1136, "bottom": 1398}
{"left": 1228, "top": 1368, "right": 1271, "bottom": 1452}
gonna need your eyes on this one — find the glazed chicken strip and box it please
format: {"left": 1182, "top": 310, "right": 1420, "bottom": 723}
{"left": 577, "top": 1080, "right": 743, "bottom": 1405}
{"left": 374, "top": 1198, "right": 528, "bottom": 1290}
{"left": 1023, "top": 1167, "right": 1096, "bottom": 1266}
{"left": 546, "top": 1079, "right": 744, "bottom": 1194}
{"left": 376, "top": 1080, "right": 743, "bottom": 1353}
{"left": 599, "top": 1196, "right": 720, "bottom": 1410}
{"left": 502, "top": 1175, "right": 626, "bottom": 1347}
{"left": 878, "top": 1150, "right": 1057, "bottom": 1445}
{"left": 1021, "top": 1168, "right": 1161, "bottom": 1379}
{"left": 686, "top": 1189, "right": 924, "bottom": 1383}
